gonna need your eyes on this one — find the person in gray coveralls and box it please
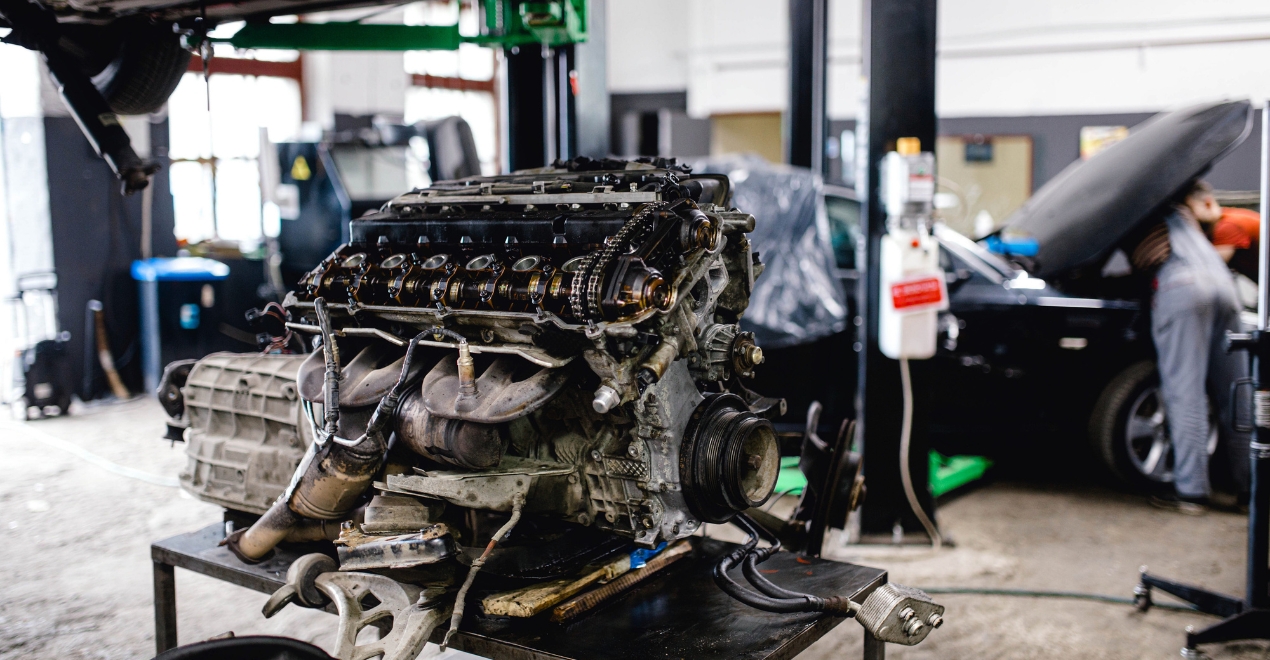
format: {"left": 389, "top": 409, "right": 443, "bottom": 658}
{"left": 1136, "top": 180, "right": 1251, "bottom": 514}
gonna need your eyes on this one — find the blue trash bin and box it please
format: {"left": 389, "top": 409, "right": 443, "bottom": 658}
{"left": 131, "top": 257, "right": 230, "bottom": 395}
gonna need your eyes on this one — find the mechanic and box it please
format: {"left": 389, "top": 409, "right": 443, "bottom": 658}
{"left": 1210, "top": 205, "right": 1260, "bottom": 281}
{"left": 1129, "top": 180, "right": 1250, "bottom": 514}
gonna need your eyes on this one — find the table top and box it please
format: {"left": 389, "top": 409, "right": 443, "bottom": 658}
{"left": 154, "top": 523, "right": 886, "bottom": 660}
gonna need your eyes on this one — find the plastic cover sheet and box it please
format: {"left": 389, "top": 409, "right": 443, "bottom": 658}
{"left": 693, "top": 155, "right": 846, "bottom": 348}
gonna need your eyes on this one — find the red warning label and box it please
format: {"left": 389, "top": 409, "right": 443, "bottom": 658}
{"left": 891, "top": 276, "right": 945, "bottom": 310}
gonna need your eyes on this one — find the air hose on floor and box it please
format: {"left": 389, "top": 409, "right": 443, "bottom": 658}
{"left": 916, "top": 587, "right": 1198, "bottom": 612}
{"left": 899, "top": 357, "right": 943, "bottom": 550}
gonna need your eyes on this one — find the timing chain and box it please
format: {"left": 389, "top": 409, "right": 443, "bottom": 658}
{"left": 569, "top": 201, "right": 667, "bottom": 321}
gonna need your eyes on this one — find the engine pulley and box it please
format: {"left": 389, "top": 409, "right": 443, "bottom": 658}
{"left": 680, "top": 393, "right": 780, "bottom": 523}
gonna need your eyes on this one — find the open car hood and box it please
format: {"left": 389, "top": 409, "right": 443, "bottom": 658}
{"left": 1003, "top": 100, "right": 1253, "bottom": 278}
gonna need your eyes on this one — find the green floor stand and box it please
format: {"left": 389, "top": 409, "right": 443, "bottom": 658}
{"left": 773, "top": 452, "right": 992, "bottom": 500}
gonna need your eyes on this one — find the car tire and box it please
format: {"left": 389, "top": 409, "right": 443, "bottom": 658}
{"left": 92, "top": 26, "right": 191, "bottom": 116}
{"left": 1089, "top": 360, "right": 1218, "bottom": 491}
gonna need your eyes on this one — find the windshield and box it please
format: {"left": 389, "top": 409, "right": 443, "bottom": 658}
{"left": 932, "top": 224, "right": 1020, "bottom": 284}
{"left": 824, "top": 187, "right": 861, "bottom": 270}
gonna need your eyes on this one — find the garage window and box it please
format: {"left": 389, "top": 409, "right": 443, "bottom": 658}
{"left": 167, "top": 43, "right": 302, "bottom": 245}
{"left": 404, "top": 1, "right": 498, "bottom": 174}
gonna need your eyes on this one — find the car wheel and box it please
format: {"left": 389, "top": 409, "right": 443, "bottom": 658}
{"left": 1088, "top": 360, "right": 1218, "bottom": 490}
{"left": 91, "top": 24, "right": 191, "bottom": 116}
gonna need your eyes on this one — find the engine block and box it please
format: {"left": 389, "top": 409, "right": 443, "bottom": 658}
{"left": 172, "top": 157, "right": 779, "bottom": 553}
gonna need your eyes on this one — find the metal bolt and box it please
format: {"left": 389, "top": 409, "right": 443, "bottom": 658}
{"left": 592, "top": 385, "right": 621, "bottom": 413}
{"left": 927, "top": 613, "right": 943, "bottom": 629}
{"left": 903, "top": 619, "right": 924, "bottom": 637}
{"left": 591, "top": 450, "right": 603, "bottom": 462}
{"left": 628, "top": 443, "right": 640, "bottom": 458}
{"left": 898, "top": 607, "right": 915, "bottom": 621}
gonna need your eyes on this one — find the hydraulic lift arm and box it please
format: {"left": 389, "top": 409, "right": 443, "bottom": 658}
{"left": 0, "top": 0, "right": 156, "bottom": 193}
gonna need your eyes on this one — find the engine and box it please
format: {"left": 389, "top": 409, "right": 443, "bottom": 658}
{"left": 172, "top": 158, "right": 773, "bottom": 551}
{"left": 163, "top": 158, "right": 946, "bottom": 657}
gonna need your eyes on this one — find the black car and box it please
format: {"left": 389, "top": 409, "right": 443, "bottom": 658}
{"left": 739, "top": 99, "right": 1254, "bottom": 492}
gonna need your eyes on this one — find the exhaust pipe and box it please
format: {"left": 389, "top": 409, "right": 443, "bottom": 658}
{"left": 224, "top": 305, "right": 427, "bottom": 563}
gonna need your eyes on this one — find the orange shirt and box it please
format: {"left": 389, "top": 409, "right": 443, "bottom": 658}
{"left": 1212, "top": 207, "right": 1260, "bottom": 249}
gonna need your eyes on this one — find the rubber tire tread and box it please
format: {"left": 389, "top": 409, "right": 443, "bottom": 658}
{"left": 1088, "top": 360, "right": 1162, "bottom": 489}
{"left": 93, "top": 29, "right": 191, "bottom": 116}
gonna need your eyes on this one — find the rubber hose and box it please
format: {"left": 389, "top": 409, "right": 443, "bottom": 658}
{"left": 918, "top": 587, "right": 1197, "bottom": 612}
{"left": 313, "top": 298, "right": 341, "bottom": 438}
{"left": 900, "top": 357, "right": 943, "bottom": 550}
{"left": 712, "top": 518, "right": 842, "bottom": 614}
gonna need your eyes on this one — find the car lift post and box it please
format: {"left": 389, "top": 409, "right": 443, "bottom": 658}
{"left": 850, "top": 0, "right": 940, "bottom": 546}
{"left": 1134, "top": 101, "right": 1270, "bottom": 657}
{"left": 786, "top": 0, "right": 827, "bottom": 174}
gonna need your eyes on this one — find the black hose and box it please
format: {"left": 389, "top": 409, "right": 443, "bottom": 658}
{"left": 712, "top": 516, "right": 853, "bottom": 614}
{"left": 692, "top": 173, "right": 732, "bottom": 206}
{"left": 313, "top": 298, "right": 341, "bottom": 437}
{"left": 429, "top": 327, "right": 468, "bottom": 344}
{"left": 363, "top": 331, "right": 428, "bottom": 441}
{"left": 734, "top": 514, "right": 811, "bottom": 602}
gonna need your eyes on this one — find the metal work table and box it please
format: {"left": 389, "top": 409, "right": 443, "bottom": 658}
{"left": 152, "top": 523, "right": 889, "bottom": 660}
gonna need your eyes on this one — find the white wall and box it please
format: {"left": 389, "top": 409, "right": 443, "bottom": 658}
{"left": 938, "top": 0, "right": 1270, "bottom": 117}
{"left": 608, "top": 0, "right": 1270, "bottom": 119}
{"left": 606, "top": 0, "right": 693, "bottom": 94}
{"left": 303, "top": 8, "right": 410, "bottom": 127}
{"left": 0, "top": 46, "right": 55, "bottom": 287}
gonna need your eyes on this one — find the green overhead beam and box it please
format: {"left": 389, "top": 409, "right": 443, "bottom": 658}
{"left": 222, "top": 22, "right": 463, "bottom": 51}
{"left": 215, "top": 1, "right": 588, "bottom": 52}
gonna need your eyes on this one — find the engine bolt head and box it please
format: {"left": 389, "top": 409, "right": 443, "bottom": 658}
{"left": 927, "top": 613, "right": 943, "bottom": 629}
{"left": 903, "top": 619, "right": 924, "bottom": 636}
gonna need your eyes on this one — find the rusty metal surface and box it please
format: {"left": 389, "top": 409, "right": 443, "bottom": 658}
{"left": 419, "top": 356, "right": 570, "bottom": 423}
{"left": 154, "top": 525, "right": 885, "bottom": 660}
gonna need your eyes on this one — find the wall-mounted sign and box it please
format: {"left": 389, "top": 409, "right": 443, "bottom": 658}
{"left": 1080, "top": 126, "right": 1129, "bottom": 160}
{"left": 964, "top": 134, "right": 993, "bottom": 162}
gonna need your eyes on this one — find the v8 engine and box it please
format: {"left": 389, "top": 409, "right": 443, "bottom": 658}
{"left": 163, "top": 157, "right": 942, "bottom": 659}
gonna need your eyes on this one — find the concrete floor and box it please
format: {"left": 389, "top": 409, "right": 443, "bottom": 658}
{"left": 0, "top": 398, "right": 1267, "bottom": 660}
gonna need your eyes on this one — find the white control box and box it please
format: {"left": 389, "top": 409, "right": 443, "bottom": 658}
{"left": 879, "top": 225, "right": 947, "bottom": 359}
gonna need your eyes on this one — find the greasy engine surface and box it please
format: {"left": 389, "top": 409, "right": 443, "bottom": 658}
{"left": 173, "top": 157, "right": 779, "bottom": 551}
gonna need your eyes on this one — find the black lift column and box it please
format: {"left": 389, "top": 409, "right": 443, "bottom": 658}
{"left": 856, "top": 0, "right": 939, "bottom": 540}
{"left": 786, "top": 0, "right": 828, "bottom": 172}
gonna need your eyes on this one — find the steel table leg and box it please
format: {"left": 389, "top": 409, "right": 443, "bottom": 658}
{"left": 863, "top": 631, "right": 885, "bottom": 660}
{"left": 154, "top": 561, "right": 177, "bottom": 654}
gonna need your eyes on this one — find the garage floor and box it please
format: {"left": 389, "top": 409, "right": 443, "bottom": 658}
{"left": 1, "top": 398, "right": 1268, "bottom": 660}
